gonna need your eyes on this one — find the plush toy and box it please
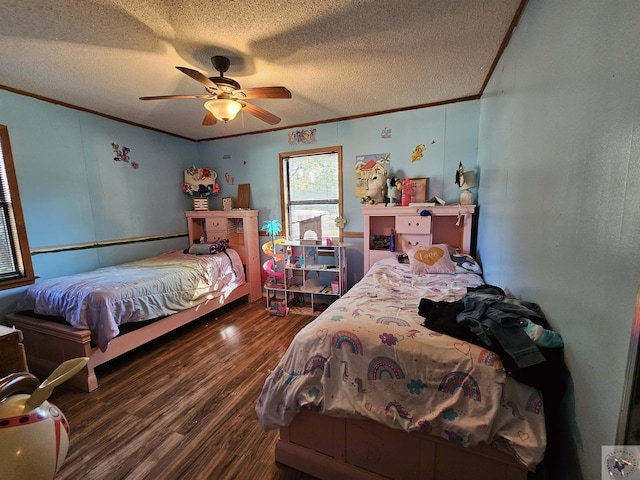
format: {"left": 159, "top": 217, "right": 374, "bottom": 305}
{"left": 386, "top": 176, "right": 402, "bottom": 206}
{"left": 364, "top": 174, "right": 387, "bottom": 204}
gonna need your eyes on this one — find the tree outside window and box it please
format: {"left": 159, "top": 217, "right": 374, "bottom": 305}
{"left": 280, "top": 146, "right": 342, "bottom": 243}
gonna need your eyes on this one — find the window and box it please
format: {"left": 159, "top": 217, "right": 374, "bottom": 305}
{"left": 0, "top": 125, "right": 35, "bottom": 290}
{"left": 280, "top": 146, "right": 342, "bottom": 242}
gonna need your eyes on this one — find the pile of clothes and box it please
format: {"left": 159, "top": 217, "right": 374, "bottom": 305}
{"left": 418, "top": 284, "right": 565, "bottom": 396}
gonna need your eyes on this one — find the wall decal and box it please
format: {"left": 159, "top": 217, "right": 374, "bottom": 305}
{"left": 381, "top": 127, "right": 392, "bottom": 139}
{"left": 288, "top": 128, "right": 317, "bottom": 145}
{"left": 411, "top": 144, "right": 426, "bottom": 162}
{"left": 225, "top": 172, "right": 234, "bottom": 184}
{"left": 112, "top": 143, "right": 139, "bottom": 169}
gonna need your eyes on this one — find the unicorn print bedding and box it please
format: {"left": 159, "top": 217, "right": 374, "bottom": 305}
{"left": 256, "top": 257, "right": 546, "bottom": 470}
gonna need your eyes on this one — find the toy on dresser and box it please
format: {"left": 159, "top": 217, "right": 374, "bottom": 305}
{"left": 361, "top": 174, "right": 387, "bottom": 205}
{"left": 386, "top": 176, "right": 402, "bottom": 206}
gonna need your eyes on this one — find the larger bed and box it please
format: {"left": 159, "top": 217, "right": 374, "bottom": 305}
{"left": 256, "top": 253, "right": 548, "bottom": 480}
{"left": 7, "top": 209, "right": 262, "bottom": 391}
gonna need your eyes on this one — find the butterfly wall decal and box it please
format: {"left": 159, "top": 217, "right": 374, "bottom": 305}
{"left": 111, "top": 143, "right": 139, "bottom": 169}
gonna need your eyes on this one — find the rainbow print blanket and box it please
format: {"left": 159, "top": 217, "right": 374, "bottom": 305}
{"left": 256, "top": 258, "right": 546, "bottom": 469}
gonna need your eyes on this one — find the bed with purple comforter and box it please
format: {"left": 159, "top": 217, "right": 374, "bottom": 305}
{"left": 15, "top": 249, "right": 245, "bottom": 351}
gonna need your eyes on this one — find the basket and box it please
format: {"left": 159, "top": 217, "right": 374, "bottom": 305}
{"left": 193, "top": 198, "right": 208, "bottom": 211}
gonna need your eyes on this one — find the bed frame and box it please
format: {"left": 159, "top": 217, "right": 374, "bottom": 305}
{"left": 276, "top": 409, "right": 528, "bottom": 480}
{"left": 273, "top": 205, "right": 533, "bottom": 479}
{"left": 6, "top": 210, "right": 262, "bottom": 392}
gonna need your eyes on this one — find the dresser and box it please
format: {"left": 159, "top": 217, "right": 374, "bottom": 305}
{"left": 363, "top": 205, "right": 476, "bottom": 273}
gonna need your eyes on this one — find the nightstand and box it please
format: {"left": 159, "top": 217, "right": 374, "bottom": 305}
{"left": 0, "top": 325, "right": 29, "bottom": 376}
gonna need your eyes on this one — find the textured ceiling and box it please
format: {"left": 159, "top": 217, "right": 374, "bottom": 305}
{"left": 0, "top": 0, "right": 524, "bottom": 141}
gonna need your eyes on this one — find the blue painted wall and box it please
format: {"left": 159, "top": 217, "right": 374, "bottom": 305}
{"left": 477, "top": 1, "right": 640, "bottom": 478}
{"left": 0, "top": 89, "right": 480, "bottom": 301}
{"left": 0, "top": 90, "right": 199, "bottom": 312}
{"left": 198, "top": 101, "right": 480, "bottom": 285}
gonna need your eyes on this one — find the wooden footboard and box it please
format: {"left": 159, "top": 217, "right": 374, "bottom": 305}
{"left": 6, "top": 283, "right": 254, "bottom": 392}
{"left": 276, "top": 408, "right": 529, "bottom": 480}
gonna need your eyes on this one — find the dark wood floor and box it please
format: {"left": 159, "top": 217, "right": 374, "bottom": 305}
{"left": 49, "top": 300, "right": 319, "bottom": 480}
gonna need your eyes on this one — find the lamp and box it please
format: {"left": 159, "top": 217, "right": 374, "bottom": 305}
{"left": 204, "top": 98, "right": 243, "bottom": 123}
{"left": 458, "top": 171, "right": 477, "bottom": 205}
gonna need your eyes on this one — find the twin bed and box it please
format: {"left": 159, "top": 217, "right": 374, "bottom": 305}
{"left": 255, "top": 202, "right": 558, "bottom": 480}
{"left": 6, "top": 210, "right": 262, "bottom": 392}
{"left": 255, "top": 254, "right": 547, "bottom": 479}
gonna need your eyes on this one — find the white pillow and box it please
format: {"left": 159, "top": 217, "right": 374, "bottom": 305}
{"left": 407, "top": 244, "right": 455, "bottom": 274}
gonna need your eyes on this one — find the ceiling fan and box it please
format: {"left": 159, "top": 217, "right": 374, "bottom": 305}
{"left": 139, "top": 55, "right": 291, "bottom": 126}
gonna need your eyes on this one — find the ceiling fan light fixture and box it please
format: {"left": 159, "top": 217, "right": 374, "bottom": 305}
{"left": 204, "top": 98, "right": 242, "bottom": 123}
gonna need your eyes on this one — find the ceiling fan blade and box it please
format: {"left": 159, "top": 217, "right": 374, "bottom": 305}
{"left": 176, "top": 66, "right": 218, "bottom": 89}
{"left": 139, "top": 94, "right": 211, "bottom": 100}
{"left": 240, "top": 102, "right": 281, "bottom": 125}
{"left": 235, "top": 86, "right": 291, "bottom": 99}
{"left": 202, "top": 111, "right": 217, "bottom": 126}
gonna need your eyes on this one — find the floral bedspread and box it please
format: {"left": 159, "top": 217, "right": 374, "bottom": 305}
{"left": 15, "top": 249, "right": 245, "bottom": 352}
{"left": 256, "top": 258, "right": 546, "bottom": 469}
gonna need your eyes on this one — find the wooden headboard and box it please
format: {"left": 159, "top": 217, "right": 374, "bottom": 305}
{"left": 184, "top": 209, "right": 262, "bottom": 302}
{"left": 363, "top": 204, "right": 476, "bottom": 273}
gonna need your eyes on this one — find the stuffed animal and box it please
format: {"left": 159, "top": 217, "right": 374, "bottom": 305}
{"left": 364, "top": 174, "right": 387, "bottom": 204}
{"left": 451, "top": 253, "right": 481, "bottom": 273}
{"left": 386, "top": 176, "right": 402, "bottom": 205}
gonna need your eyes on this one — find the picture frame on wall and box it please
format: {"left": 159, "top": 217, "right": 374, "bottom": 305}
{"left": 410, "top": 178, "right": 428, "bottom": 203}
{"left": 222, "top": 197, "right": 234, "bottom": 211}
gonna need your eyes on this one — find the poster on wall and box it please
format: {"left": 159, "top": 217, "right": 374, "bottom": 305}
{"left": 287, "top": 128, "right": 317, "bottom": 145}
{"left": 355, "top": 153, "right": 390, "bottom": 198}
